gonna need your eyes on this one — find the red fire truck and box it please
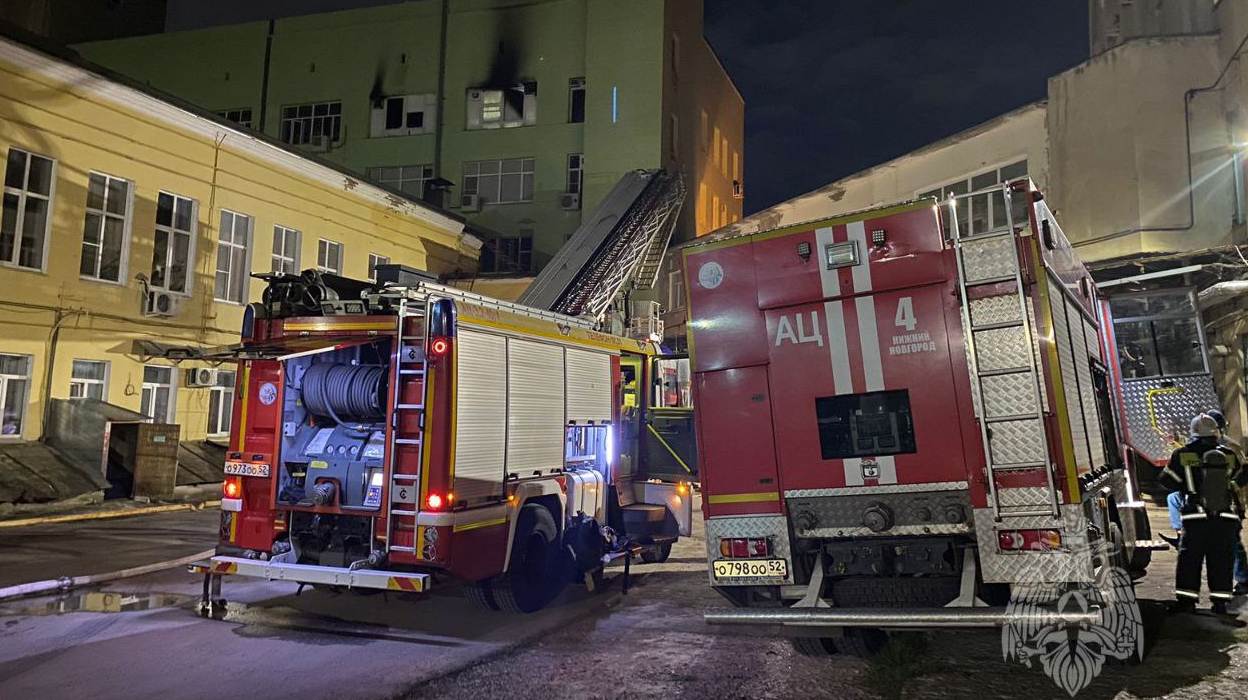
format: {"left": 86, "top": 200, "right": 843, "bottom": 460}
{"left": 685, "top": 181, "right": 1153, "bottom": 654}
{"left": 195, "top": 267, "right": 691, "bottom": 613}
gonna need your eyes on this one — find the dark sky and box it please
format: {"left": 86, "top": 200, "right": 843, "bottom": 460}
{"left": 168, "top": 0, "right": 1090, "bottom": 213}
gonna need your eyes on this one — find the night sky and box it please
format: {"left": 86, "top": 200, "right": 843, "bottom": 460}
{"left": 168, "top": 0, "right": 1090, "bottom": 214}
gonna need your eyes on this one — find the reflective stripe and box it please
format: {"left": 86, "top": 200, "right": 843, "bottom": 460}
{"left": 854, "top": 295, "right": 895, "bottom": 484}
{"left": 1210, "top": 591, "right": 1234, "bottom": 600}
{"left": 815, "top": 226, "right": 840, "bottom": 298}
{"left": 1180, "top": 513, "right": 1208, "bottom": 520}
{"left": 1183, "top": 464, "right": 1196, "bottom": 494}
{"left": 847, "top": 220, "right": 872, "bottom": 293}
{"left": 1161, "top": 467, "right": 1182, "bottom": 483}
{"left": 1220, "top": 513, "right": 1241, "bottom": 520}
{"left": 824, "top": 300, "right": 859, "bottom": 487}
{"left": 706, "top": 491, "right": 781, "bottom": 505}
{"left": 1175, "top": 588, "right": 1200, "bottom": 599}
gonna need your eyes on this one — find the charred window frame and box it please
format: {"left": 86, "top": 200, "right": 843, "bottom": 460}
{"left": 467, "top": 83, "right": 537, "bottom": 130}
{"left": 1108, "top": 289, "right": 1209, "bottom": 379}
{"left": 815, "top": 390, "right": 917, "bottom": 460}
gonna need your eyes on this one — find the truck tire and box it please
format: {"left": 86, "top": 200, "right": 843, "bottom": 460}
{"left": 827, "top": 576, "right": 958, "bottom": 658}
{"left": 835, "top": 629, "right": 889, "bottom": 658}
{"left": 641, "top": 542, "right": 672, "bottom": 563}
{"left": 790, "top": 636, "right": 838, "bottom": 657}
{"left": 491, "top": 504, "right": 562, "bottom": 613}
{"left": 463, "top": 581, "right": 498, "bottom": 611}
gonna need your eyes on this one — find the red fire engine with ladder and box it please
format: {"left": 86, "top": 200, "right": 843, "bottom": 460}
{"left": 684, "top": 180, "right": 1161, "bottom": 655}
{"left": 191, "top": 170, "right": 693, "bottom": 614}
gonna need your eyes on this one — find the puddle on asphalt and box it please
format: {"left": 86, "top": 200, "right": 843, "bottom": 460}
{"left": 0, "top": 590, "right": 197, "bottom": 616}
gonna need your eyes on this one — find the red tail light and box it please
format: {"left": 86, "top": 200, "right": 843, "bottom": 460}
{"left": 998, "top": 529, "right": 1062, "bottom": 552}
{"left": 223, "top": 477, "right": 241, "bottom": 500}
{"left": 719, "top": 537, "right": 771, "bottom": 558}
{"left": 429, "top": 337, "right": 450, "bottom": 357}
{"left": 426, "top": 492, "right": 444, "bottom": 510}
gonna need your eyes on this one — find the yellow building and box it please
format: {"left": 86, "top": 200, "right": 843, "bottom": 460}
{"left": 0, "top": 33, "right": 478, "bottom": 445}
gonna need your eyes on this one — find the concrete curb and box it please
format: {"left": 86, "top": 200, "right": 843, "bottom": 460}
{"left": 0, "top": 548, "right": 216, "bottom": 602}
{"left": 0, "top": 500, "right": 220, "bottom": 529}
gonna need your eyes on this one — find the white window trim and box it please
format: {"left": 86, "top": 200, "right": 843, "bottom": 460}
{"left": 150, "top": 191, "right": 198, "bottom": 296}
{"left": 214, "top": 209, "right": 254, "bottom": 305}
{"left": 566, "top": 153, "right": 584, "bottom": 195}
{"left": 0, "top": 353, "right": 32, "bottom": 440}
{"left": 207, "top": 370, "right": 236, "bottom": 438}
{"left": 914, "top": 156, "right": 1030, "bottom": 198}
{"left": 368, "top": 164, "right": 434, "bottom": 198}
{"left": 462, "top": 157, "right": 536, "bottom": 205}
{"left": 140, "top": 365, "right": 175, "bottom": 424}
{"left": 2, "top": 147, "right": 55, "bottom": 273}
{"left": 279, "top": 100, "right": 343, "bottom": 146}
{"left": 69, "top": 359, "right": 110, "bottom": 400}
{"left": 79, "top": 171, "right": 134, "bottom": 285}
{"left": 271, "top": 224, "right": 301, "bottom": 274}
{"left": 317, "top": 238, "right": 344, "bottom": 274}
{"left": 367, "top": 252, "right": 389, "bottom": 281}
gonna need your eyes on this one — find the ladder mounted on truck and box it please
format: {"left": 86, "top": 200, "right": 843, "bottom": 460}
{"left": 518, "top": 169, "right": 685, "bottom": 321}
{"left": 948, "top": 185, "right": 1060, "bottom": 521}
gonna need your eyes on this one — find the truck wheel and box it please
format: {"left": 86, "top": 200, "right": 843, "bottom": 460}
{"left": 835, "top": 628, "right": 889, "bottom": 658}
{"left": 641, "top": 542, "right": 672, "bottom": 564}
{"left": 491, "top": 504, "right": 562, "bottom": 613}
{"left": 790, "top": 636, "right": 838, "bottom": 657}
{"left": 463, "top": 581, "right": 498, "bottom": 611}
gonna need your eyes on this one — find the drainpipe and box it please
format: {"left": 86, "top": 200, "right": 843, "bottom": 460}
{"left": 40, "top": 309, "right": 80, "bottom": 441}
{"left": 257, "top": 19, "right": 276, "bottom": 132}
{"left": 433, "top": 0, "right": 450, "bottom": 178}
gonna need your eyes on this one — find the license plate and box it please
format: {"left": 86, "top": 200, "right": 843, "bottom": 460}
{"left": 712, "top": 558, "right": 788, "bottom": 580}
{"left": 224, "top": 462, "right": 270, "bottom": 477}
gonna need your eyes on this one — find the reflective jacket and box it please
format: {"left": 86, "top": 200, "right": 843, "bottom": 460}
{"left": 1160, "top": 439, "right": 1248, "bottom": 521}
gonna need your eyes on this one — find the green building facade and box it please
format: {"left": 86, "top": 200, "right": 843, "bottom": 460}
{"left": 77, "top": 0, "right": 743, "bottom": 283}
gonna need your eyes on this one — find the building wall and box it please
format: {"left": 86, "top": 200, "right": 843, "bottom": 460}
{"left": 720, "top": 102, "right": 1048, "bottom": 238}
{"left": 76, "top": 0, "right": 743, "bottom": 280}
{"left": 0, "top": 36, "right": 471, "bottom": 443}
{"left": 1088, "top": 0, "right": 1216, "bottom": 56}
{"left": 1046, "top": 35, "right": 1229, "bottom": 262}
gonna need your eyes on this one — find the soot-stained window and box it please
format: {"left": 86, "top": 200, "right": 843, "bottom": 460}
{"left": 815, "top": 390, "right": 916, "bottom": 459}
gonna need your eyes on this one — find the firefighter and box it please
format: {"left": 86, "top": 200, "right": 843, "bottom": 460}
{"left": 1208, "top": 409, "right": 1248, "bottom": 595}
{"left": 1161, "top": 414, "right": 1248, "bottom": 614}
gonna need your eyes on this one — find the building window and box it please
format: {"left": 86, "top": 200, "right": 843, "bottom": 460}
{"left": 271, "top": 225, "right": 300, "bottom": 274}
{"left": 698, "top": 183, "right": 708, "bottom": 234}
{"left": 217, "top": 108, "right": 253, "bottom": 128}
{"left": 568, "top": 78, "right": 585, "bottom": 124}
{"left": 463, "top": 158, "right": 535, "bottom": 204}
{"left": 0, "top": 354, "right": 30, "bottom": 437}
{"left": 481, "top": 235, "right": 533, "bottom": 274}
{"left": 1110, "top": 290, "right": 1207, "bottom": 379}
{"left": 79, "top": 172, "right": 131, "bottom": 283}
{"left": 467, "top": 83, "right": 537, "bottom": 130}
{"left": 151, "top": 192, "right": 195, "bottom": 294}
{"left": 367, "top": 164, "right": 434, "bottom": 198}
{"left": 2, "top": 148, "right": 54, "bottom": 271}
{"left": 667, "top": 265, "right": 684, "bottom": 311}
{"left": 668, "top": 114, "right": 679, "bottom": 161}
{"left": 140, "top": 365, "right": 174, "bottom": 424}
{"left": 318, "top": 238, "right": 343, "bottom": 274}
{"left": 712, "top": 194, "right": 721, "bottom": 229}
{"left": 566, "top": 154, "right": 584, "bottom": 195}
{"left": 701, "top": 111, "right": 709, "bottom": 150}
{"left": 207, "top": 369, "right": 236, "bottom": 437}
{"left": 919, "top": 159, "right": 1028, "bottom": 236}
{"left": 280, "top": 101, "right": 342, "bottom": 145}
{"left": 370, "top": 94, "right": 434, "bottom": 137}
{"left": 368, "top": 253, "right": 389, "bottom": 281}
{"left": 214, "top": 210, "right": 252, "bottom": 303}
{"left": 721, "top": 137, "right": 729, "bottom": 178}
{"left": 733, "top": 151, "right": 740, "bottom": 182}
{"left": 69, "top": 359, "right": 108, "bottom": 400}
{"left": 712, "top": 127, "right": 721, "bottom": 166}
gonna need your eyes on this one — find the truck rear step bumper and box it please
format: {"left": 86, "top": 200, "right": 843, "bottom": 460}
{"left": 193, "top": 556, "right": 430, "bottom": 593}
{"left": 704, "top": 606, "right": 1099, "bottom": 629}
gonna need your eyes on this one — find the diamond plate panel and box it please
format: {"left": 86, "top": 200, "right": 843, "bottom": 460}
{"left": 704, "top": 515, "right": 794, "bottom": 585}
{"left": 989, "top": 418, "right": 1047, "bottom": 465}
{"left": 969, "top": 294, "right": 1022, "bottom": 328}
{"left": 975, "top": 505, "right": 1094, "bottom": 583}
{"left": 786, "top": 491, "right": 972, "bottom": 539}
{"left": 975, "top": 326, "right": 1031, "bottom": 372}
{"left": 995, "top": 486, "right": 1053, "bottom": 513}
{"left": 1119, "top": 374, "right": 1219, "bottom": 464}
{"left": 981, "top": 372, "right": 1038, "bottom": 418}
{"left": 1050, "top": 286, "right": 1091, "bottom": 473}
{"left": 960, "top": 235, "right": 1017, "bottom": 283}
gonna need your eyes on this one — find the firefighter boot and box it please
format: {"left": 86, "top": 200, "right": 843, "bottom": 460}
{"left": 1206, "top": 520, "right": 1238, "bottom": 614}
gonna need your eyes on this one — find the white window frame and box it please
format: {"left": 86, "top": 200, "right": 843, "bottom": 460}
{"left": 150, "top": 191, "right": 197, "bottom": 295}
{"left": 217, "top": 108, "right": 253, "bottom": 128}
{"left": 318, "top": 238, "right": 343, "bottom": 274}
{"left": 79, "top": 172, "right": 133, "bottom": 284}
{"left": 214, "top": 210, "right": 253, "bottom": 304}
{"left": 566, "top": 153, "right": 584, "bottom": 195}
{"left": 0, "top": 353, "right": 32, "bottom": 439}
{"left": 140, "top": 365, "right": 175, "bottom": 424}
{"left": 368, "top": 253, "right": 390, "bottom": 281}
{"left": 466, "top": 83, "right": 537, "bottom": 130}
{"left": 69, "top": 359, "right": 109, "bottom": 400}
{"left": 917, "top": 158, "right": 1028, "bottom": 236}
{"left": 279, "top": 101, "right": 343, "bottom": 145}
{"left": 367, "top": 164, "right": 434, "bottom": 199}
{"left": 1, "top": 147, "right": 55, "bottom": 272}
{"left": 462, "top": 157, "right": 535, "bottom": 205}
{"left": 207, "top": 369, "right": 236, "bottom": 437}
{"left": 271, "top": 225, "right": 301, "bottom": 274}
{"left": 667, "top": 266, "right": 684, "bottom": 311}
{"left": 370, "top": 94, "right": 435, "bottom": 137}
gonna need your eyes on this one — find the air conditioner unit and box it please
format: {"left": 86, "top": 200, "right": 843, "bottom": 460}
{"left": 559, "top": 192, "right": 581, "bottom": 211}
{"left": 144, "top": 290, "right": 180, "bottom": 317}
{"left": 732, "top": 179, "right": 744, "bottom": 199}
{"left": 460, "top": 193, "right": 482, "bottom": 212}
{"left": 185, "top": 367, "right": 219, "bottom": 388}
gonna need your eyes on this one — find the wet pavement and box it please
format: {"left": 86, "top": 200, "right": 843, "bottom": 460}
{"left": 2, "top": 502, "right": 1248, "bottom": 699}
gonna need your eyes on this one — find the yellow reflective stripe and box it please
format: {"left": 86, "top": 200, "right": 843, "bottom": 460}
{"left": 646, "top": 423, "right": 695, "bottom": 475}
{"left": 706, "top": 491, "right": 780, "bottom": 505}
{"left": 1032, "top": 249, "right": 1080, "bottom": 502}
{"left": 238, "top": 362, "right": 251, "bottom": 452}
{"left": 283, "top": 320, "right": 394, "bottom": 332}
{"left": 452, "top": 517, "right": 507, "bottom": 533}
